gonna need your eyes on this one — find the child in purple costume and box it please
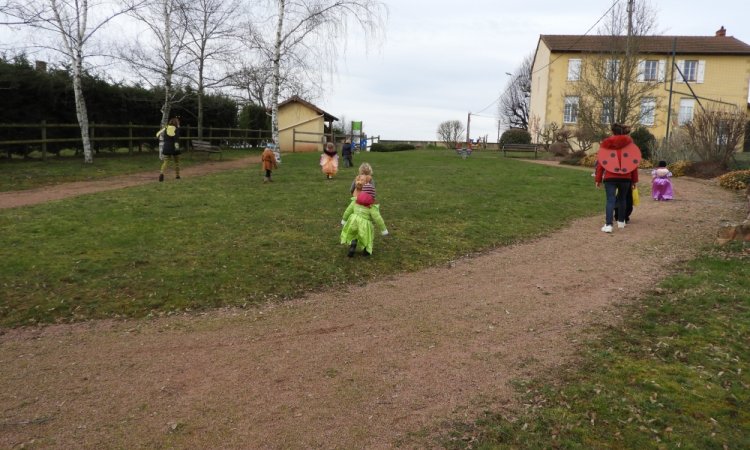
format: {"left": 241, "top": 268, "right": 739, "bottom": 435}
{"left": 651, "top": 160, "right": 673, "bottom": 201}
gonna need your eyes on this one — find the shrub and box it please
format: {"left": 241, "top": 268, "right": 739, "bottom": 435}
{"left": 548, "top": 142, "right": 570, "bottom": 157}
{"left": 559, "top": 150, "right": 586, "bottom": 165}
{"left": 499, "top": 129, "right": 531, "bottom": 146}
{"left": 668, "top": 160, "right": 693, "bottom": 177}
{"left": 579, "top": 153, "right": 598, "bottom": 167}
{"left": 685, "top": 161, "right": 727, "bottom": 179}
{"left": 717, "top": 170, "right": 750, "bottom": 190}
{"left": 630, "top": 126, "right": 655, "bottom": 160}
{"left": 370, "top": 143, "right": 415, "bottom": 152}
{"left": 639, "top": 159, "right": 654, "bottom": 169}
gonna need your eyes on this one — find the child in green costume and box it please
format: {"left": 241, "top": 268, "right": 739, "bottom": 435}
{"left": 340, "top": 181, "right": 388, "bottom": 257}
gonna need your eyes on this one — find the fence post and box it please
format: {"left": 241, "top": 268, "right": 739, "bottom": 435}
{"left": 41, "top": 120, "right": 47, "bottom": 161}
{"left": 128, "top": 122, "right": 133, "bottom": 154}
{"left": 209, "top": 126, "right": 213, "bottom": 144}
{"left": 90, "top": 122, "right": 95, "bottom": 155}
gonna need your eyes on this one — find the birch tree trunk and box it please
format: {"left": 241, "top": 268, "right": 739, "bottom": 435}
{"left": 270, "top": 0, "right": 285, "bottom": 147}
{"left": 50, "top": 0, "right": 94, "bottom": 163}
{"left": 71, "top": 50, "right": 94, "bottom": 163}
{"left": 159, "top": 0, "right": 174, "bottom": 154}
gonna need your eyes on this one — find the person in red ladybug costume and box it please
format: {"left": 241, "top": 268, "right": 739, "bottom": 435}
{"left": 595, "top": 123, "right": 640, "bottom": 233}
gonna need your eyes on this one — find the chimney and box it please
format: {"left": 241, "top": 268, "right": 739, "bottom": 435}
{"left": 716, "top": 26, "right": 726, "bottom": 37}
{"left": 35, "top": 60, "right": 47, "bottom": 72}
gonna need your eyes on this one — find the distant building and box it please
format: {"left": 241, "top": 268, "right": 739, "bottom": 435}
{"left": 530, "top": 27, "right": 750, "bottom": 147}
{"left": 278, "top": 95, "right": 339, "bottom": 152}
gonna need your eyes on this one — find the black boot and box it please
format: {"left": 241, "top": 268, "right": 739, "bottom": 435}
{"left": 158, "top": 173, "right": 164, "bottom": 182}
{"left": 347, "top": 240, "right": 357, "bottom": 257}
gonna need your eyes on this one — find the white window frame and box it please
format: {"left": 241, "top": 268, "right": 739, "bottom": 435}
{"left": 640, "top": 97, "right": 656, "bottom": 126}
{"left": 677, "top": 60, "right": 705, "bottom": 83}
{"left": 601, "top": 97, "right": 614, "bottom": 124}
{"left": 678, "top": 98, "right": 695, "bottom": 125}
{"left": 563, "top": 96, "right": 579, "bottom": 124}
{"left": 605, "top": 59, "right": 620, "bottom": 81}
{"left": 567, "top": 59, "right": 581, "bottom": 81}
{"left": 643, "top": 60, "right": 659, "bottom": 81}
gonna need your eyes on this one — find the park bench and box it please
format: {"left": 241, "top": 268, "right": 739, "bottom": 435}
{"left": 501, "top": 143, "right": 538, "bottom": 159}
{"left": 190, "top": 139, "right": 222, "bottom": 159}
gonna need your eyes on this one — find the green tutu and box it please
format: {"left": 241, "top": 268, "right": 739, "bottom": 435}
{"left": 340, "top": 200, "right": 387, "bottom": 254}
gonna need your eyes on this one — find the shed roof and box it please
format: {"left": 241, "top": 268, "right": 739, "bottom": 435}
{"left": 278, "top": 95, "right": 339, "bottom": 122}
{"left": 540, "top": 34, "right": 750, "bottom": 56}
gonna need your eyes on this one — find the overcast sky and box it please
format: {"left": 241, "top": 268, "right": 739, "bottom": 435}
{"left": 2, "top": 0, "right": 749, "bottom": 142}
{"left": 325, "top": 0, "right": 750, "bottom": 141}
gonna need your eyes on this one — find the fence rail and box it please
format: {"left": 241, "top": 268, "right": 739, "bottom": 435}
{"left": 0, "top": 122, "right": 272, "bottom": 160}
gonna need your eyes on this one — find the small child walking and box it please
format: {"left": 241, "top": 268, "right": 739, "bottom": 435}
{"left": 320, "top": 142, "right": 339, "bottom": 179}
{"left": 261, "top": 146, "right": 278, "bottom": 182}
{"left": 340, "top": 180, "right": 388, "bottom": 257}
{"left": 350, "top": 162, "right": 375, "bottom": 197}
{"left": 651, "top": 161, "right": 674, "bottom": 201}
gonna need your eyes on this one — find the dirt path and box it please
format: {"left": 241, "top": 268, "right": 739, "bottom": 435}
{"left": 0, "top": 166, "right": 745, "bottom": 449}
{"left": 0, "top": 156, "right": 261, "bottom": 209}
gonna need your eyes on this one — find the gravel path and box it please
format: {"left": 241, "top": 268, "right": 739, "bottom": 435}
{"left": 0, "top": 165, "right": 745, "bottom": 449}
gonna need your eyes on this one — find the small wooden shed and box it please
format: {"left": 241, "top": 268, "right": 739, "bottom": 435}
{"left": 278, "top": 95, "right": 339, "bottom": 152}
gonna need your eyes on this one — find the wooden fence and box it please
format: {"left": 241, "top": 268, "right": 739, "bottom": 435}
{"left": 0, "top": 122, "right": 272, "bottom": 160}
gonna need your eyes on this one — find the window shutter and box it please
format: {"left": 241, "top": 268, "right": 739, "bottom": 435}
{"left": 697, "top": 60, "right": 706, "bottom": 83}
{"left": 676, "top": 60, "right": 685, "bottom": 83}
{"left": 637, "top": 60, "right": 645, "bottom": 82}
{"left": 658, "top": 60, "right": 666, "bottom": 82}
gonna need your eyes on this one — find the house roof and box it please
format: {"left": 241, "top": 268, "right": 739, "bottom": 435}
{"left": 278, "top": 95, "right": 339, "bottom": 122}
{"left": 540, "top": 34, "right": 750, "bottom": 56}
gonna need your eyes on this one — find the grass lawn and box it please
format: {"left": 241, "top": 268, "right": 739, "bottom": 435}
{"left": 0, "top": 148, "right": 259, "bottom": 192}
{"left": 445, "top": 243, "right": 750, "bottom": 449}
{"left": 0, "top": 149, "right": 601, "bottom": 327}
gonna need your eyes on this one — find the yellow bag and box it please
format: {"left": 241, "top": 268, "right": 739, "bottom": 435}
{"left": 632, "top": 187, "right": 640, "bottom": 206}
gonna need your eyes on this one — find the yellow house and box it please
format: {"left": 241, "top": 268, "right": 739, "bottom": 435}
{"left": 530, "top": 27, "right": 750, "bottom": 146}
{"left": 278, "top": 95, "right": 339, "bottom": 152}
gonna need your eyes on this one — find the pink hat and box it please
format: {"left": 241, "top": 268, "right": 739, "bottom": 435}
{"left": 356, "top": 191, "right": 374, "bottom": 207}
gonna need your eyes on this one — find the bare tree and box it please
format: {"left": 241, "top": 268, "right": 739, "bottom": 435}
{"left": 684, "top": 107, "right": 747, "bottom": 167}
{"left": 572, "top": 0, "right": 660, "bottom": 139}
{"left": 4, "top": 0, "right": 141, "bottom": 163}
{"left": 498, "top": 53, "right": 532, "bottom": 130}
{"left": 436, "top": 120, "right": 465, "bottom": 150}
{"left": 182, "top": 0, "right": 241, "bottom": 138}
{"left": 247, "top": 0, "right": 386, "bottom": 147}
{"left": 226, "top": 58, "right": 311, "bottom": 110}
{"left": 123, "top": 0, "right": 191, "bottom": 131}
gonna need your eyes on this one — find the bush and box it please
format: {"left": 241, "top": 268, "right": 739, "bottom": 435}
{"left": 685, "top": 161, "right": 727, "bottom": 179}
{"left": 630, "top": 126, "right": 655, "bottom": 160}
{"left": 717, "top": 170, "right": 750, "bottom": 190}
{"left": 639, "top": 159, "right": 654, "bottom": 169}
{"left": 499, "top": 129, "right": 531, "bottom": 146}
{"left": 370, "top": 143, "right": 415, "bottom": 152}
{"left": 668, "top": 160, "right": 693, "bottom": 177}
{"left": 579, "top": 153, "right": 598, "bottom": 167}
{"left": 559, "top": 150, "right": 586, "bottom": 166}
{"left": 549, "top": 142, "right": 570, "bottom": 157}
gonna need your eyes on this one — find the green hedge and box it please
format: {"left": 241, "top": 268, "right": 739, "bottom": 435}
{"left": 370, "top": 143, "right": 416, "bottom": 152}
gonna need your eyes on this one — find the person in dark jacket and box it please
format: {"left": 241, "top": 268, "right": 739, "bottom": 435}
{"left": 157, "top": 116, "right": 181, "bottom": 182}
{"left": 341, "top": 139, "right": 353, "bottom": 168}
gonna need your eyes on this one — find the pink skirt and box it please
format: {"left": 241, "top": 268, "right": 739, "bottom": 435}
{"left": 651, "top": 178, "right": 673, "bottom": 200}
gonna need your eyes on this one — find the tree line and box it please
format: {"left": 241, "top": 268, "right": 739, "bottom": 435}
{"left": 0, "top": 54, "right": 271, "bottom": 157}
{"left": 1, "top": 0, "right": 387, "bottom": 163}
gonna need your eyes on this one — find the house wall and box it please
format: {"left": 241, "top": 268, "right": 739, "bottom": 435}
{"left": 529, "top": 41, "right": 551, "bottom": 141}
{"left": 278, "top": 103, "right": 325, "bottom": 152}
{"left": 533, "top": 48, "right": 750, "bottom": 149}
